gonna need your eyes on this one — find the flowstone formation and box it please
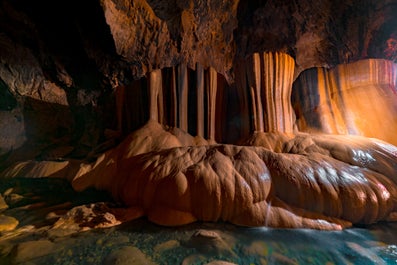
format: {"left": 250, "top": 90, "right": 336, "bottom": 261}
{"left": 69, "top": 126, "right": 397, "bottom": 230}
{"left": 292, "top": 59, "right": 397, "bottom": 146}
{"left": 3, "top": 52, "right": 397, "bottom": 230}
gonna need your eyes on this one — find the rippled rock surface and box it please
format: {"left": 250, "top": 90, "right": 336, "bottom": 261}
{"left": 0, "top": 176, "right": 397, "bottom": 264}
{"left": 6, "top": 121, "right": 395, "bottom": 230}
{"left": 66, "top": 122, "right": 397, "bottom": 229}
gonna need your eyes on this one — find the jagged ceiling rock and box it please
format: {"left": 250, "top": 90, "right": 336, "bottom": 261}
{"left": 0, "top": 0, "right": 396, "bottom": 87}
{"left": 100, "top": 0, "right": 239, "bottom": 81}
{"left": 236, "top": 0, "right": 397, "bottom": 78}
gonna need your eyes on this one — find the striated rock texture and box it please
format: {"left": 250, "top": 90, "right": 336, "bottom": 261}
{"left": 292, "top": 59, "right": 397, "bottom": 145}
{"left": 235, "top": 52, "right": 296, "bottom": 135}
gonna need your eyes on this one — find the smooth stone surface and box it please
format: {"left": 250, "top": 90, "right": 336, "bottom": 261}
{"left": 0, "top": 214, "right": 18, "bottom": 232}
{"left": 153, "top": 240, "right": 180, "bottom": 253}
{"left": 103, "top": 246, "right": 157, "bottom": 265}
{"left": 12, "top": 239, "right": 55, "bottom": 263}
{"left": 204, "top": 261, "right": 238, "bottom": 265}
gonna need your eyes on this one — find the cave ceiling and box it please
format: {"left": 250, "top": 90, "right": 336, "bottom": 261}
{"left": 0, "top": 0, "right": 396, "bottom": 92}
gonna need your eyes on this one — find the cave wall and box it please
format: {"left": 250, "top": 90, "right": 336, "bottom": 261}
{"left": 292, "top": 59, "right": 397, "bottom": 145}
{"left": 1, "top": 0, "right": 397, "bottom": 159}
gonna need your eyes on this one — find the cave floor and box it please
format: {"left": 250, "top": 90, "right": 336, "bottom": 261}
{"left": 0, "top": 178, "right": 396, "bottom": 265}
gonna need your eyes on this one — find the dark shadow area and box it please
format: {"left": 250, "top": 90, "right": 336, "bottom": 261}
{"left": 0, "top": 177, "right": 113, "bottom": 227}
{"left": 291, "top": 67, "right": 322, "bottom": 130}
{"left": 0, "top": 78, "right": 17, "bottom": 111}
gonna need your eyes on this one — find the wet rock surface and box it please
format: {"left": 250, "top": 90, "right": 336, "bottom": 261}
{"left": 0, "top": 129, "right": 396, "bottom": 264}
{"left": 0, "top": 178, "right": 395, "bottom": 265}
{"left": 103, "top": 246, "right": 156, "bottom": 265}
{"left": 0, "top": 215, "right": 18, "bottom": 232}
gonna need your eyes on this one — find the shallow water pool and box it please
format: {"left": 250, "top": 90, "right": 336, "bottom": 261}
{"left": 0, "top": 178, "right": 396, "bottom": 265}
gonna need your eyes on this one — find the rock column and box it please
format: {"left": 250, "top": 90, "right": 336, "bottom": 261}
{"left": 244, "top": 52, "right": 295, "bottom": 134}
{"left": 292, "top": 59, "right": 397, "bottom": 145}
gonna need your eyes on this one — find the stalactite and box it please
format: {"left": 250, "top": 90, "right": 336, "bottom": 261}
{"left": 177, "top": 64, "right": 189, "bottom": 132}
{"left": 148, "top": 69, "right": 163, "bottom": 123}
{"left": 196, "top": 63, "right": 205, "bottom": 138}
{"left": 247, "top": 53, "right": 264, "bottom": 132}
{"left": 206, "top": 67, "right": 218, "bottom": 140}
{"left": 6, "top": 56, "right": 397, "bottom": 231}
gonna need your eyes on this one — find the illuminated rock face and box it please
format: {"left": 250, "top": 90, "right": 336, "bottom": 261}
{"left": 113, "top": 52, "right": 296, "bottom": 143}
{"left": 69, "top": 123, "right": 397, "bottom": 230}
{"left": 292, "top": 59, "right": 397, "bottom": 145}
{"left": 4, "top": 52, "right": 397, "bottom": 230}
{"left": 2, "top": 52, "right": 397, "bottom": 230}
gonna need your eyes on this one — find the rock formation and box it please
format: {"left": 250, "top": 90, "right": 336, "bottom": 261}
{"left": 1, "top": 0, "right": 397, "bottom": 230}
{"left": 292, "top": 59, "right": 397, "bottom": 145}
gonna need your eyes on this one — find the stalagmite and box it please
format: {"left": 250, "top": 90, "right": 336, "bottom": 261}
{"left": 292, "top": 59, "right": 397, "bottom": 145}
{"left": 61, "top": 133, "right": 397, "bottom": 230}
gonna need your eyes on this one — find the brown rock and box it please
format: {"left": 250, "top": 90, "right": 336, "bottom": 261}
{"left": 12, "top": 239, "right": 55, "bottom": 263}
{"left": 0, "top": 194, "right": 8, "bottom": 212}
{"left": 0, "top": 215, "right": 18, "bottom": 232}
{"left": 185, "top": 230, "right": 236, "bottom": 257}
{"left": 292, "top": 59, "right": 397, "bottom": 146}
{"left": 51, "top": 203, "right": 121, "bottom": 233}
